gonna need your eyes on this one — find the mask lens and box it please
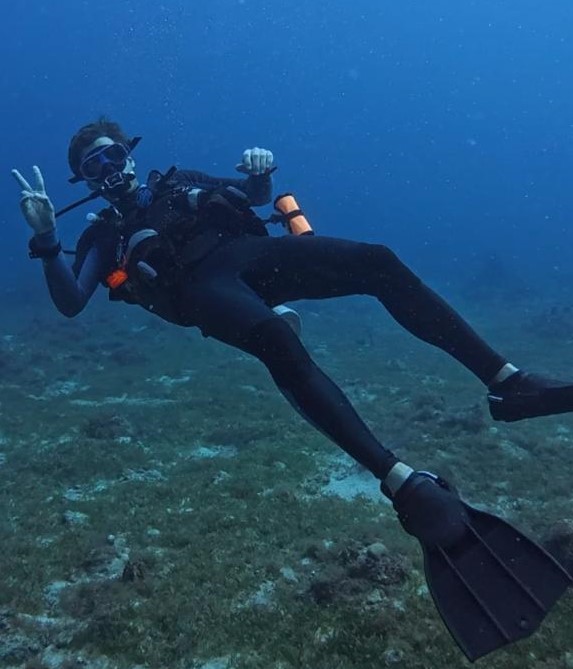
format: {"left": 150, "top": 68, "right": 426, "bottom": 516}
{"left": 104, "top": 143, "right": 128, "bottom": 163}
{"left": 79, "top": 143, "right": 129, "bottom": 181}
{"left": 79, "top": 154, "right": 102, "bottom": 180}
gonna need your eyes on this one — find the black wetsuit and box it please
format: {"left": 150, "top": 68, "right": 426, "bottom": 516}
{"left": 34, "top": 168, "right": 507, "bottom": 481}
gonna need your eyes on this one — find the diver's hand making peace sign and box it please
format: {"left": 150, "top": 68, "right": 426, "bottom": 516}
{"left": 11, "top": 166, "right": 56, "bottom": 234}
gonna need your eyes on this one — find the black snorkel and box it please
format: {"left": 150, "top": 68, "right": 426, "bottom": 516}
{"left": 56, "top": 136, "right": 143, "bottom": 219}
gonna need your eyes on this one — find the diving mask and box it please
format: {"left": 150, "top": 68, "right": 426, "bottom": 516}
{"left": 79, "top": 142, "right": 130, "bottom": 182}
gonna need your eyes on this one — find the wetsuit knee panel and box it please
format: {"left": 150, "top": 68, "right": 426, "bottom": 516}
{"left": 368, "top": 244, "right": 423, "bottom": 292}
{"left": 246, "top": 317, "right": 313, "bottom": 385}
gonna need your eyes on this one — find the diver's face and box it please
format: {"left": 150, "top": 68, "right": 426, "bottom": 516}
{"left": 80, "top": 136, "right": 139, "bottom": 199}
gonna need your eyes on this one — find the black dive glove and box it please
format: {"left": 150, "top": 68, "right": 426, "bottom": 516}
{"left": 390, "top": 472, "right": 470, "bottom": 548}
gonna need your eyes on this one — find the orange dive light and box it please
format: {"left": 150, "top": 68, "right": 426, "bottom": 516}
{"left": 274, "top": 193, "right": 314, "bottom": 236}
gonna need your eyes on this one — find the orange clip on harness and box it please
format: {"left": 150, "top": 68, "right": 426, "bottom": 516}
{"left": 274, "top": 193, "right": 314, "bottom": 236}
{"left": 106, "top": 267, "right": 129, "bottom": 289}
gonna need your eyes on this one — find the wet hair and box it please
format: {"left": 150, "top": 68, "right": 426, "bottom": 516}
{"left": 68, "top": 117, "right": 131, "bottom": 178}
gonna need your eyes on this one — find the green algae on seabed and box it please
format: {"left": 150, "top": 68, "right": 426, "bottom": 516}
{"left": 0, "top": 298, "right": 572, "bottom": 669}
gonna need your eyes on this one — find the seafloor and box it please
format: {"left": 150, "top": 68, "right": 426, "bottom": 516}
{"left": 1, "top": 288, "right": 573, "bottom": 669}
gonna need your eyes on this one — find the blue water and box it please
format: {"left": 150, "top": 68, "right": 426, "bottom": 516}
{"left": 2, "top": 3, "right": 573, "bottom": 666}
{"left": 2, "top": 0, "right": 573, "bottom": 300}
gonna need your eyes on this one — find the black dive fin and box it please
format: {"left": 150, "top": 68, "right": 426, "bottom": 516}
{"left": 488, "top": 371, "right": 573, "bottom": 422}
{"left": 423, "top": 503, "right": 572, "bottom": 661}
{"left": 391, "top": 472, "right": 572, "bottom": 662}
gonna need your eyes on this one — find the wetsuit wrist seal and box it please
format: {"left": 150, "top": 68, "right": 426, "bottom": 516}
{"left": 28, "top": 238, "right": 62, "bottom": 260}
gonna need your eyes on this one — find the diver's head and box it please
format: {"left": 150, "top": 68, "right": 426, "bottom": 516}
{"left": 68, "top": 118, "right": 139, "bottom": 200}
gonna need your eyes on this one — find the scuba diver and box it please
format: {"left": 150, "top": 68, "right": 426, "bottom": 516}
{"left": 11, "top": 118, "right": 573, "bottom": 661}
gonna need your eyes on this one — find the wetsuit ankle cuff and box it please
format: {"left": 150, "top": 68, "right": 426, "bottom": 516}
{"left": 488, "top": 363, "right": 519, "bottom": 388}
{"left": 382, "top": 462, "right": 415, "bottom": 498}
